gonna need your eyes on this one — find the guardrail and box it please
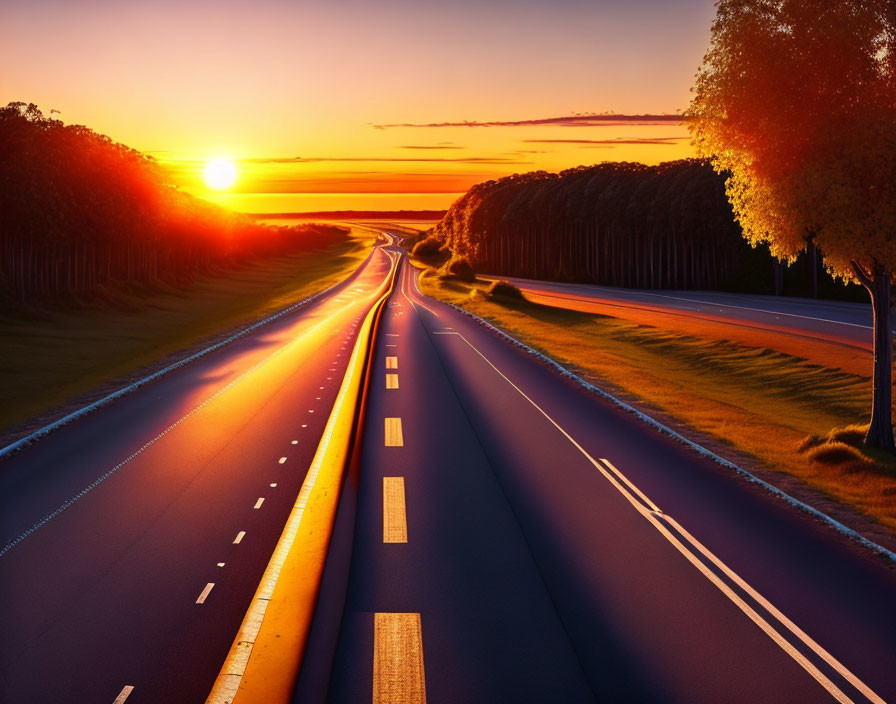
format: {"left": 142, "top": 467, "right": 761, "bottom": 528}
{"left": 206, "top": 252, "right": 398, "bottom": 704}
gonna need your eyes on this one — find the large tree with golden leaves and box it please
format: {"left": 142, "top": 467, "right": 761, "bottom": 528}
{"left": 689, "top": 0, "right": 896, "bottom": 450}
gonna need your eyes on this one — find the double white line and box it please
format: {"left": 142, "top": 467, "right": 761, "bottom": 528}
{"left": 450, "top": 328, "right": 885, "bottom": 704}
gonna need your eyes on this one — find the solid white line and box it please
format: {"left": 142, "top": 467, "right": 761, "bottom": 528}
{"left": 234, "top": 531, "right": 246, "bottom": 544}
{"left": 112, "top": 685, "right": 134, "bottom": 704}
{"left": 196, "top": 583, "right": 215, "bottom": 604}
{"left": 0, "top": 299, "right": 357, "bottom": 559}
{"left": 254, "top": 498, "right": 265, "bottom": 509}
{"left": 452, "top": 330, "right": 880, "bottom": 704}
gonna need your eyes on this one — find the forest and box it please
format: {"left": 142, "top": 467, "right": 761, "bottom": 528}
{"left": 0, "top": 102, "right": 347, "bottom": 304}
{"left": 426, "top": 159, "right": 858, "bottom": 299}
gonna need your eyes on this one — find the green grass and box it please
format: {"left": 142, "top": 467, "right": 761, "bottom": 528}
{"left": 419, "top": 268, "right": 896, "bottom": 530}
{"left": 0, "top": 229, "right": 373, "bottom": 436}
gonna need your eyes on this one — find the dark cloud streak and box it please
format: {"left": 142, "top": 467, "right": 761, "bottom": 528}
{"left": 372, "top": 113, "right": 683, "bottom": 129}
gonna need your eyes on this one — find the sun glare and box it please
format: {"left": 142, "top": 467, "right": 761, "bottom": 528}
{"left": 203, "top": 158, "right": 237, "bottom": 190}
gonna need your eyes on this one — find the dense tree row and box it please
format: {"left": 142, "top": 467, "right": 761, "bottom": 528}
{"left": 0, "top": 102, "right": 346, "bottom": 303}
{"left": 430, "top": 159, "right": 854, "bottom": 297}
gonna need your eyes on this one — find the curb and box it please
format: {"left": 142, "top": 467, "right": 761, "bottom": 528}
{"left": 415, "top": 268, "right": 896, "bottom": 565}
{"left": 205, "top": 253, "right": 398, "bottom": 704}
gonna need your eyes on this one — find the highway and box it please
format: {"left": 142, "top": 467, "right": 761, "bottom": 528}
{"left": 0, "top": 245, "right": 396, "bottom": 703}
{"left": 485, "top": 275, "right": 881, "bottom": 351}
{"left": 312, "top": 248, "right": 896, "bottom": 703}
{"left": 2, "top": 234, "right": 896, "bottom": 703}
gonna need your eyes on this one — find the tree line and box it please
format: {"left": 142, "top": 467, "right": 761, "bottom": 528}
{"left": 0, "top": 102, "right": 347, "bottom": 304}
{"left": 427, "top": 158, "right": 857, "bottom": 299}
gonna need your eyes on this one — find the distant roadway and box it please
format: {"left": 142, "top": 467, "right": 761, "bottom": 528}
{"left": 2, "top": 235, "right": 895, "bottom": 703}
{"left": 483, "top": 275, "right": 884, "bottom": 351}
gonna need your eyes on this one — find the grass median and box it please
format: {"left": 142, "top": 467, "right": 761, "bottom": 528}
{"left": 417, "top": 267, "right": 896, "bottom": 534}
{"left": 0, "top": 228, "right": 374, "bottom": 440}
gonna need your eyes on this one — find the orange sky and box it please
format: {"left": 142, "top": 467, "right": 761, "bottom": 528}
{"left": 1, "top": 0, "right": 716, "bottom": 212}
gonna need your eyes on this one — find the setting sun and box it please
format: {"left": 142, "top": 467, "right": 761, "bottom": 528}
{"left": 202, "top": 158, "right": 237, "bottom": 190}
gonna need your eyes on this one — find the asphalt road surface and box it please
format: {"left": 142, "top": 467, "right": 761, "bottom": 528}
{"left": 486, "top": 275, "right": 883, "bottom": 350}
{"left": 0, "top": 245, "right": 395, "bottom": 703}
{"left": 3, "top": 237, "right": 895, "bottom": 704}
{"left": 321, "top": 250, "right": 896, "bottom": 703}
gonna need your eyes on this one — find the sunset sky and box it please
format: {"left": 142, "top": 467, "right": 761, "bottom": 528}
{"left": 1, "top": 0, "right": 716, "bottom": 213}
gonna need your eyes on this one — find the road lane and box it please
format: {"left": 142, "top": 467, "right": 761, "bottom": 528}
{"left": 322, "top": 251, "right": 896, "bottom": 703}
{"left": 488, "top": 275, "right": 880, "bottom": 350}
{"left": 0, "top": 244, "right": 393, "bottom": 703}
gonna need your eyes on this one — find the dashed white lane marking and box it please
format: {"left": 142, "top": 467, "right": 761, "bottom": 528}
{"left": 386, "top": 374, "right": 399, "bottom": 389}
{"left": 309, "top": 410, "right": 315, "bottom": 413}
{"left": 233, "top": 531, "right": 246, "bottom": 544}
{"left": 386, "top": 356, "right": 398, "bottom": 369}
{"left": 196, "top": 583, "right": 215, "bottom": 604}
{"left": 279, "top": 457, "right": 287, "bottom": 464}
{"left": 302, "top": 424, "right": 308, "bottom": 428}
{"left": 270, "top": 483, "right": 277, "bottom": 488}
{"left": 387, "top": 333, "right": 399, "bottom": 337}
{"left": 0, "top": 299, "right": 358, "bottom": 559}
{"left": 254, "top": 498, "right": 265, "bottom": 509}
{"left": 386, "top": 344, "right": 397, "bottom": 347}
{"left": 112, "top": 685, "right": 134, "bottom": 704}
{"left": 291, "top": 440, "right": 298, "bottom": 445}
{"left": 384, "top": 418, "right": 404, "bottom": 447}
{"left": 217, "top": 562, "right": 225, "bottom": 567}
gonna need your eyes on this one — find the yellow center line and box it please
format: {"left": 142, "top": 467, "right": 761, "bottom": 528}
{"left": 374, "top": 613, "right": 427, "bottom": 704}
{"left": 383, "top": 477, "right": 408, "bottom": 543}
{"left": 386, "top": 373, "right": 399, "bottom": 389}
{"left": 384, "top": 417, "right": 404, "bottom": 447}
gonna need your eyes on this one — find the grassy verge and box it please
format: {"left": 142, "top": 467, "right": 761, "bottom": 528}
{"left": 417, "top": 267, "right": 896, "bottom": 532}
{"left": 0, "top": 229, "right": 374, "bottom": 438}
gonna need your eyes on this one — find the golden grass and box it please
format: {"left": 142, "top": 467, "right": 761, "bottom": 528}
{"left": 0, "top": 229, "right": 374, "bottom": 434}
{"left": 418, "top": 269, "right": 896, "bottom": 530}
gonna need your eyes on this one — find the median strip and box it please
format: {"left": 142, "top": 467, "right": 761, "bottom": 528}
{"left": 205, "top": 260, "right": 396, "bottom": 704}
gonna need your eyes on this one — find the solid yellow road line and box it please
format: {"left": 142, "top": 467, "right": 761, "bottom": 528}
{"left": 373, "top": 613, "right": 426, "bottom": 704}
{"left": 382, "top": 477, "right": 408, "bottom": 543}
{"left": 386, "top": 356, "right": 398, "bottom": 369}
{"left": 384, "top": 418, "right": 403, "bottom": 447}
{"left": 386, "top": 373, "right": 399, "bottom": 389}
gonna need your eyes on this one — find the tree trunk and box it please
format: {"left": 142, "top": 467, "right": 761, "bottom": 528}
{"left": 852, "top": 260, "right": 895, "bottom": 451}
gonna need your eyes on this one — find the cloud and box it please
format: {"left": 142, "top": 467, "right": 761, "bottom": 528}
{"left": 398, "top": 145, "right": 464, "bottom": 150}
{"left": 235, "top": 156, "right": 525, "bottom": 165}
{"left": 372, "top": 113, "right": 682, "bottom": 129}
{"left": 524, "top": 137, "right": 689, "bottom": 146}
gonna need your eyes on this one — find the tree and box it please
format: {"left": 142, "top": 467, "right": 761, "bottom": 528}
{"left": 688, "top": 0, "right": 896, "bottom": 450}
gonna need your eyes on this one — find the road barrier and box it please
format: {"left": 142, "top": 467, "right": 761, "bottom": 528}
{"left": 206, "top": 253, "right": 398, "bottom": 704}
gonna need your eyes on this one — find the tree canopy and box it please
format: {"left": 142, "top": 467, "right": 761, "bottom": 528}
{"left": 688, "top": 0, "right": 896, "bottom": 280}
{"left": 689, "top": 0, "right": 896, "bottom": 449}
{"left": 0, "top": 103, "right": 347, "bottom": 304}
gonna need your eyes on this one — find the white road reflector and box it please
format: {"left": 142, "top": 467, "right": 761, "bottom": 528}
{"left": 374, "top": 613, "right": 426, "bottom": 704}
{"left": 386, "top": 356, "right": 398, "bottom": 369}
{"left": 112, "top": 685, "right": 134, "bottom": 704}
{"left": 384, "top": 418, "right": 404, "bottom": 447}
{"left": 196, "top": 582, "right": 215, "bottom": 604}
{"left": 383, "top": 477, "right": 408, "bottom": 543}
{"left": 386, "top": 373, "right": 399, "bottom": 390}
